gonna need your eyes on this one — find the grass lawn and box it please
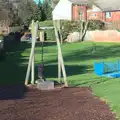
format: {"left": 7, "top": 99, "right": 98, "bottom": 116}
{"left": 1, "top": 41, "right": 120, "bottom": 118}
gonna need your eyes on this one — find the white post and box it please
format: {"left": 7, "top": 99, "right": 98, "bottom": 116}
{"left": 58, "top": 20, "right": 63, "bottom": 44}
{"left": 53, "top": 20, "right": 68, "bottom": 87}
{"left": 56, "top": 20, "right": 61, "bottom": 83}
{"left": 31, "top": 20, "right": 35, "bottom": 84}
{"left": 25, "top": 22, "right": 38, "bottom": 85}
{"left": 58, "top": 45, "right": 61, "bottom": 83}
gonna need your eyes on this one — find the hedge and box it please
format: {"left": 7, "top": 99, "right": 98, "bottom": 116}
{"left": 39, "top": 20, "right": 105, "bottom": 41}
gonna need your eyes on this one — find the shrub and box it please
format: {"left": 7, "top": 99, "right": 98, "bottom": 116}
{"left": 61, "top": 20, "right": 80, "bottom": 40}
{"left": 88, "top": 20, "right": 105, "bottom": 30}
{"left": 38, "top": 20, "right": 105, "bottom": 41}
{"left": 61, "top": 20, "right": 105, "bottom": 40}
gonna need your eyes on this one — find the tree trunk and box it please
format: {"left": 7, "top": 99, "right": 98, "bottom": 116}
{"left": 80, "top": 21, "right": 89, "bottom": 41}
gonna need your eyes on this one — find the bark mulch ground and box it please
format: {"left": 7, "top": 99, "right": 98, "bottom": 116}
{"left": 0, "top": 85, "right": 116, "bottom": 120}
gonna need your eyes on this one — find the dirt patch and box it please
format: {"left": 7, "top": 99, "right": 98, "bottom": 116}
{"left": 0, "top": 86, "right": 116, "bottom": 120}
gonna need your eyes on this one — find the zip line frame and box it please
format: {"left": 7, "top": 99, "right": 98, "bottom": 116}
{"left": 25, "top": 20, "right": 68, "bottom": 87}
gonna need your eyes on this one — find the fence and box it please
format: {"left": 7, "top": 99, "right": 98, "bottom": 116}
{"left": 89, "top": 30, "right": 120, "bottom": 42}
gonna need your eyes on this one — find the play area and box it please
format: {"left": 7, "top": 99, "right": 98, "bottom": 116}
{"left": 1, "top": 0, "right": 120, "bottom": 119}
{"left": 0, "top": 40, "right": 120, "bottom": 120}
{"left": 0, "top": 18, "right": 120, "bottom": 119}
{"left": 0, "top": 87, "right": 116, "bottom": 120}
{"left": 0, "top": 19, "right": 120, "bottom": 119}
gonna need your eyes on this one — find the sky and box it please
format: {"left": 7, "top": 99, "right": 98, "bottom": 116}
{"left": 34, "top": 0, "right": 44, "bottom": 4}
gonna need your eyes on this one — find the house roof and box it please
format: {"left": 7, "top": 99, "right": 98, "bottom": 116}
{"left": 94, "top": 0, "right": 120, "bottom": 11}
{"left": 68, "top": 0, "right": 89, "bottom": 5}
{"left": 69, "top": 0, "right": 120, "bottom": 11}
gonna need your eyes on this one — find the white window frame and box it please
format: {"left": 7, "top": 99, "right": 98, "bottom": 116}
{"left": 92, "top": 13, "right": 96, "bottom": 16}
{"left": 105, "top": 12, "right": 111, "bottom": 18}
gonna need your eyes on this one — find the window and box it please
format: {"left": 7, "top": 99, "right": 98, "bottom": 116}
{"left": 105, "top": 12, "right": 111, "bottom": 18}
{"left": 92, "top": 13, "right": 96, "bottom": 16}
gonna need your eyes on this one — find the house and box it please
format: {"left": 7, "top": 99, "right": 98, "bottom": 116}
{"left": 70, "top": 0, "right": 88, "bottom": 21}
{"left": 52, "top": 0, "right": 120, "bottom": 23}
{"left": 52, "top": 0, "right": 88, "bottom": 21}
{"left": 87, "top": 0, "right": 120, "bottom": 23}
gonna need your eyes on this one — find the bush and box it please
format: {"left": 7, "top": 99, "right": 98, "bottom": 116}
{"left": 61, "top": 21, "right": 80, "bottom": 40}
{"left": 88, "top": 20, "right": 105, "bottom": 30}
{"left": 39, "top": 20, "right": 78, "bottom": 41}
{"left": 61, "top": 20, "right": 105, "bottom": 40}
{"left": 39, "top": 20, "right": 105, "bottom": 41}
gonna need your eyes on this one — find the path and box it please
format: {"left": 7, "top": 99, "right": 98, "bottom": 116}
{"left": 0, "top": 87, "right": 115, "bottom": 120}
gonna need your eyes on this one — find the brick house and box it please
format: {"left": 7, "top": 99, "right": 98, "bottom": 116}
{"left": 70, "top": 0, "right": 88, "bottom": 21}
{"left": 53, "top": 0, "right": 120, "bottom": 23}
{"left": 87, "top": 6, "right": 120, "bottom": 23}
{"left": 52, "top": 0, "right": 89, "bottom": 21}
{"left": 53, "top": 0, "right": 120, "bottom": 43}
{"left": 69, "top": 0, "right": 120, "bottom": 23}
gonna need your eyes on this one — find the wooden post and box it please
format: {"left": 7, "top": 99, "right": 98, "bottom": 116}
{"left": 56, "top": 20, "right": 61, "bottom": 83}
{"left": 58, "top": 42, "right": 61, "bottom": 83}
{"left": 25, "top": 22, "right": 38, "bottom": 85}
{"left": 40, "top": 30, "right": 44, "bottom": 42}
{"left": 60, "top": 20, "right": 63, "bottom": 44}
{"left": 57, "top": 20, "right": 63, "bottom": 44}
{"left": 53, "top": 20, "right": 68, "bottom": 87}
{"left": 31, "top": 20, "right": 35, "bottom": 84}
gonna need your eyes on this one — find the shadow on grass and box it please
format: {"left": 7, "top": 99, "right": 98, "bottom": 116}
{"left": 42, "top": 43, "right": 120, "bottom": 86}
{"left": 69, "top": 77, "right": 111, "bottom": 87}
{"left": 0, "top": 41, "right": 57, "bottom": 100}
{"left": 0, "top": 41, "right": 31, "bottom": 100}
{"left": 62, "top": 45, "right": 120, "bottom": 62}
{"left": 1, "top": 41, "right": 120, "bottom": 99}
{"left": 42, "top": 44, "right": 120, "bottom": 66}
{"left": 35, "top": 41, "right": 56, "bottom": 47}
{"left": 41, "top": 64, "right": 92, "bottom": 79}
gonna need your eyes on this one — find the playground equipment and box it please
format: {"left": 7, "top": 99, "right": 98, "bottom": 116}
{"left": 94, "top": 60, "right": 120, "bottom": 78}
{"left": 25, "top": 0, "right": 97, "bottom": 87}
{"left": 24, "top": 20, "right": 68, "bottom": 87}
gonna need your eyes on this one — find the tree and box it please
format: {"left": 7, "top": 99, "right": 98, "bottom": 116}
{"left": 37, "top": 0, "right": 45, "bottom": 21}
{"left": 42, "top": 0, "right": 52, "bottom": 20}
{"left": 0, "top": 0, "right": 17, "bottom": 27}
{"left": 0, "top": 0, "right": 58, "bottom": 26}
{"left": 78, "top": 0, "right": 95, "bottom": 41}
{"left": 0, "top": 0, "right": 33, "bottom": 26}
{"left": 16, "top": 0, "right": 38, "bottom": 26}
{"left": 49, "top": 0, "right": 59, "bottom": 9}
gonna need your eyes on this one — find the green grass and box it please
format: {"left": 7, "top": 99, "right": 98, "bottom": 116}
{"left": 39, "top": 20, "right": 55, "bottom": 41}
{"left": 39, "top": 20, "right": 53, "bottom": 27}
{"left": 1, "top": 41, "right": 120, "bottom": 118}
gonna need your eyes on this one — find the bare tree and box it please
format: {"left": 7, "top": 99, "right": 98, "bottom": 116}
{"left": 0, "top": 0, "right": 20, "bottom": 26}
{"left": 78, "top": 0, "right": 95, "bottom": 41}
